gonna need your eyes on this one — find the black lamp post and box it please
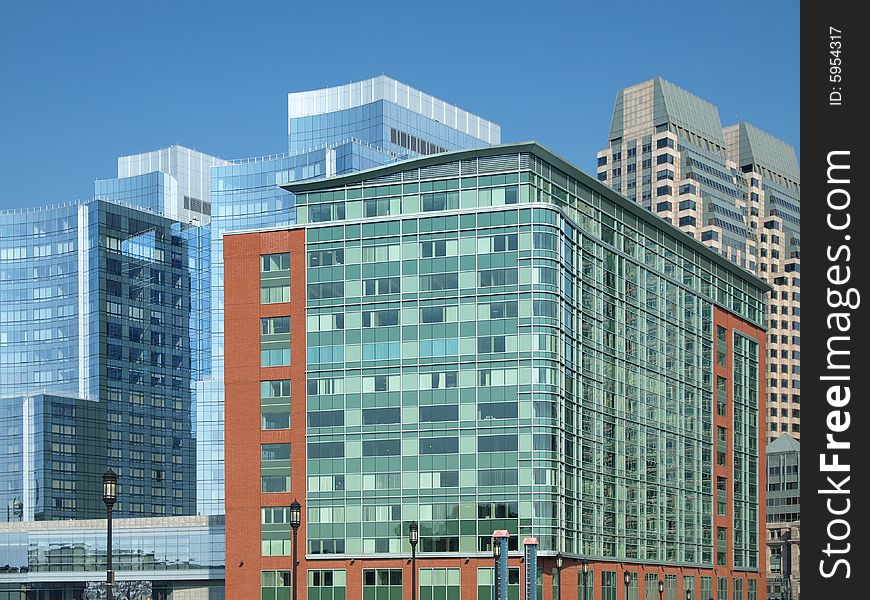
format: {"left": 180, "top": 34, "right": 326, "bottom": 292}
{"left": 409, "top": 522, "right": 419, "bottom": 600}
{"left": 582, "top": 560, "right": 589, "bottom": 600}
{"left": 686, "top": 587, "right": 692, "bottom": 600}
{"left": 658, "top": 579, "right": 664, "bottom": 600}
{"left": 289, "top": 500, "right": 302, "bottom": 600}
{"left": 102, "top": 468, "right": 118, "bottom": 600}
{"left": 624, "top": 571, "right": 630, "bottom": 600}
{"left": 493, "top": 538, "right": 501, "bottom": 600}
{"left": 555, "top": 553, "right": 563, "bottom": 600}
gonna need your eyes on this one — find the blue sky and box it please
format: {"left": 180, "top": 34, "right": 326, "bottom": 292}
{"left": 0, "top": 1, "right": 799, "bottom": 210}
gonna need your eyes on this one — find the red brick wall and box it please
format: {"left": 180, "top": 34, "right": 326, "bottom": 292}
{"left": 225, "top": 229, "right": 308, "bottom": 599}
{"left": 712, "top": 306, "right": 768, "bottom": 594}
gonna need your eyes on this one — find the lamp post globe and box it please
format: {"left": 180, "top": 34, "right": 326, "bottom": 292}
{"left": 409, "top": 522, "right": 419, "bottom": 600}
{"left": 289, "top": 500, "right": 302, "bottom": 600}
{"left": 102, "top": 468, "right": 118, "bottom": 507}
{"left": 102, "top": 468, "right": 118, "bottom": 600}
{"left": 658, "top": 579, "right": 664, "bottom": 600}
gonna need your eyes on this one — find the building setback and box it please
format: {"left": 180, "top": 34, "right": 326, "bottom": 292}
{"left": 224, "top": 142, "right": 769, "bottom": 600}
{"left": 596, "top": 79, "right": 800, "bottom": 444}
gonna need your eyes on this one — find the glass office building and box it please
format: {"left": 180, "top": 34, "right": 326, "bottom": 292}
{"left": 0, "top": 515, "right": 225, "bottom": 599}
{"left": 0, "top": 199, "right": 197, "bottom": 520}
{"left": 223, "top": 142, "right": 768, "bottom": 600}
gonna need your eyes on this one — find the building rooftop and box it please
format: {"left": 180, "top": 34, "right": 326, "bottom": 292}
{"left": 767, "top": 433, "right": 800, "bottom": 454}
{"left": 287, "top": 75, "right": 501, "bottom": 144}
{"left": 277, "top": 140, "right": 771, "bottom": 295}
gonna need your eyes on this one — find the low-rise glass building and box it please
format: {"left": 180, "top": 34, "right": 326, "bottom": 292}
{"left": 0, "top": 515, "right": 225, "bottom": 599}
{"left": 223, "top": 142, "right": 769, "bottom": 600}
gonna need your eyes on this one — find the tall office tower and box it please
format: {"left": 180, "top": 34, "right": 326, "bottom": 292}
{"left": 722, "top": 124, "right": 800, "bottom": 443}
{"left": 597, "top": 78, "right": 799, "bottom": 443}
{"left": 223, "top": 143, "right": 769, "bottom": 600}
{"left": 196, "top": 76, "right": 501, "bottom": 515}
{"left": 0, "top": 199, "right": 198, "bottom": 519}
{"left": 765, "top": 435, "right": 800, "bottom": 600}
{"left": 95, "top": 144, "right": 230, "bottom": 379}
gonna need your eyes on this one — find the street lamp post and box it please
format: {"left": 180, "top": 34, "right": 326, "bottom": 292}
{"left": 686, "top": 586, "right": 692, "bottom": 600}
{"left": 289, "top": 500, "right": 302, "bottom": 600}
{"left": 555, "top": 554, "right": 563, "bottom": 600}
{"left": 582, "top": 560, "right": 589, "bottom": 600}
{"left": 102, "top": 468, "right": 118, "bottom": 600}
{"left": 493, "top": 538, "right": 501, "bottom": 600}
{"left": 624, "top": 572, "right": 630, "bottom": 600}
{"left": 409, "top": 522, "right": 419, "bottom": 600}
{"left": 658, "top": 579, "right": 664, "bottom": 600}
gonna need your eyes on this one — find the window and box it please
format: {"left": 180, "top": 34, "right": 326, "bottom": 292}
{"left": 419, "top": 437, "right": 458, "bottom": 454}
{"left": 262, "top": 253, "right": 290, "bottom": 272}
{"left": 363, "top": 309, "right": 399, "bottom": 327}
{"left": 420, "top": 306, "right": 457, "bottom": 323}
{"left": 419, "top": 404, "right": 459, "bottom": 421}
{"left": 307, "top": 410, "right": 344, "bottom": 428}
{"left": 262, "top": 570, "right": 292, "bottom": 599}
{"left": 363, "top": 439, "right": 401, "bottom": 456}
{"left": 601, "top": 572, "right": 616, "bottom": 600}
{"left": 717, "top": 529, "right": 728, "bottom": 566}
{"left": 478, "top": 234, "right": 518, "bottom": 253}
{"left": 362, "top": 244, "right": 400, "bottom": 263}
{"left": 421, "top": 239, "right": 457, "bottom": 257}
{"left": 422, "top": 192, "right": 459, "bottom": 212}
{"left": 365, "top": 197, "right": 393, "bottom": 218}
{"left": 419, "top": 273, "right": 458, "bottom": 291}
{"left": 308, "top": 249, "right": 344, "bottom": 267}
{"left": 477, "top": 336, "right": 507, "bottom": 353}
{"left": 478, "top": 435, "right": 518, "bottom": 453}
{"left": 261, "top": 444, "right": 291, "bottom": 493}
{"left": 364, "top": 277, "right": 400, "bottom": 295}
{"left": 716, "top": 326, "right": 727, "bottom": 366}
{"left": 308, "top": 442, "right": 344, "bottom": 458}
{"left": 309, "top": 202, "right": 345, "bottom": 222}
{"left": 420, "top": 569, "right": 460, "bottom": 600}
{"left": 420, "top": 372, "right": 458, "bottom": 390}
{"left": 362, "top": 408, "right": 400, "bottom": 425}
{"left": 262, "top": 507, "right": 296, "bottom": 557}
{"left": 261, "top": 317, "right": 291, "bottom": 367}
{"left": 479, "top": 268, "right": 518, "bottom": 287}
{"left": 308, "top": 569, "right": 347, "bottom": 600}
{"left": 364, "top": 570, "right": 403, "bottom": 600}
{"left": 261, "top": 380, "right": 291, "bottom": 430}
{"left": 308, "top": 281, "right": 344, "bottom": 300}
{"left": 717, "top": 476, "right": 727, "bottom": 515}
{"left": 716, "top": 376, "right": 727, "bottom": 418}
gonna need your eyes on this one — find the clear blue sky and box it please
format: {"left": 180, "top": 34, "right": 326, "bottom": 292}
{"left": 0, "top": 1, "right": 799, "bottom": 210}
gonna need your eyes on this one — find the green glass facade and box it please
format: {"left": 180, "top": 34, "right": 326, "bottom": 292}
{"left": 282, "top": 143, "right": 767, "bottom": 569}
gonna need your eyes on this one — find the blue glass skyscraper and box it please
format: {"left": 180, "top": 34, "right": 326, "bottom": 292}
{"left": 0, "top": 199, "right": 200, "bottom": 519}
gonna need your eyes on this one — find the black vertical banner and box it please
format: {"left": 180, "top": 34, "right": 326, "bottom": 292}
{"left": 801, "top": 2, "right": 869, "bottom": 598}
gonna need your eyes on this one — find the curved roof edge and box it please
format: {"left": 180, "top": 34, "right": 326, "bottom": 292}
{"left": 282, "top": 141, "right": 772, "bottom": 294}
